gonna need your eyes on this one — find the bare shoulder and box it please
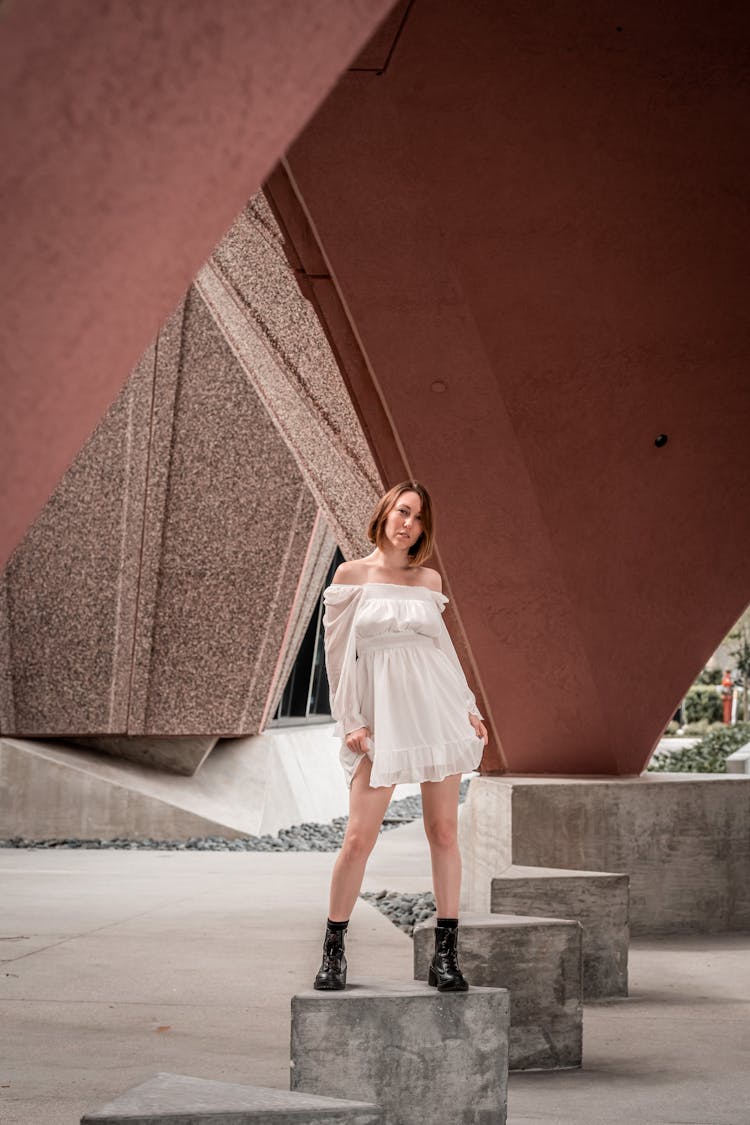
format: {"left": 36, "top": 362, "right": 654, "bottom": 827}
{"left": 418, "top": 567, "right": 443, "bottom": 593}
{"left": 331, "top": 560, "right": 369, "bottom": 586}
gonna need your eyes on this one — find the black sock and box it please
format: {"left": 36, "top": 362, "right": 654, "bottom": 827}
{"left": 437, "top": 917, "right": 458, "bottom": 929}
{"left": 327, "top": 917, "right": 349, "bottom": 931}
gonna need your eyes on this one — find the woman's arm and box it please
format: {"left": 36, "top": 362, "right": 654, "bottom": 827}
{"left": 433, "top": 614, "right": 484, "bottom": 720}
{"left": 322, "top": 584, "right": 368, "bottom": 737}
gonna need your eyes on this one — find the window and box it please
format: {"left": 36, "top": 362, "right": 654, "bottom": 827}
{"left": 272, "top": 549, "right": 344, "bottom": 725}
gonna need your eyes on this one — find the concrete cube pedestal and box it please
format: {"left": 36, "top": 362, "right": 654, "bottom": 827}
{"left": 491, "top": 866, "right": 629, "bottom": 998}
{"left": 414, "top": 914, "right": 582, "bottom": 1071}
{"left": 291, "top": 979, "right": 509, "bottom": 1124}
{"left": 459, "top": 774, "right": 750, "bottom": 934}
{"left": 81, "top": 1072, "right": 382, "bottom": 1123}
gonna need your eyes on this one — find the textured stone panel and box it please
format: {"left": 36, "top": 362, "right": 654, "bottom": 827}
{"left": 1, "top": 282, "right": 336, "bottom": 752}
{"left": 490, "top": 867, "right": 629, "bottom": 998}
{"left": 291, "top": 980, "right": 509, "bottom": 1124}
{"left": 81, "top": 1071, "right": 382, "bottom": 1124}
{"left": 460, "top": 775, "right": 750, "bottom": 935}
{"left": 0, "top": 347, "right": 153, "bottom": 735}
{"left": 414, "top": 915, "right": 582, "bottom": 1071}
{"left": 128, "top": 288, "right": 321, "bottom": 734}
{"left": 197, "top": 192, "right": 380, "bottom": 562}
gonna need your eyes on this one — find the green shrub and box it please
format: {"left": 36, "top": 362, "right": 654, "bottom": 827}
{"left": 696, "top": 668, "right": 722, "bottom": 685}
{"left": 683, "top": 684, "right": 722, "bottom": 723}
{"left": 648, "top": 721, "right": 750, "bottom": 773}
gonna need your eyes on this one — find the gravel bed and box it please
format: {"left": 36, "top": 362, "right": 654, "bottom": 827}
{"left": 360, "top": 889, "right": 437, "bottom": 937}
{"left": 0, "top": 779, "right": 471, "bottom": 852}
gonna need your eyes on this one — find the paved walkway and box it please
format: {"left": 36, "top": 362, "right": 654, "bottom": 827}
{"left": 1, "top": 820, "right": 749, "bottom": 1124}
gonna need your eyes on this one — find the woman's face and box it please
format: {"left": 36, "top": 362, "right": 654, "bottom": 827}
{"left": 384, "top": 490, "right": 423, "bottom": 553}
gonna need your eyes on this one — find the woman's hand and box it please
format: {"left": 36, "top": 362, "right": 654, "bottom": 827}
{"left": 469, "top": 714, "right": 488, "bottom": 746}
{"left": 345, "top": 725, "right": 372, "bottom": 755}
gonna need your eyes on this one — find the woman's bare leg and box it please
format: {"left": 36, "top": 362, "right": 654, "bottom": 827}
{"left": 421, "top": 773, "right": 463, "bottom": 917}
{"left": 328, "top": 756, "right": 395, "bottom": 921}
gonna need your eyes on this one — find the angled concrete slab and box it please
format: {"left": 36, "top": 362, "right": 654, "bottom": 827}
{"left": 81, "top": 1071, "right": 382, "bottom": 1124}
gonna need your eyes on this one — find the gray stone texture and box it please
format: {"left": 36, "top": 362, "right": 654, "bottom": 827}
{"left": 414, "top": 914, "right": 582, "bottom": 1071}
{"left": 81, "top": 1071, "right": 382, "bottom": 1124}
{"left": 291, "top": 979, "right": 509, "bottom": 1124}
{"left": 459, "top": 775, "right": 750, "bottom": 935}
{"left": 490, "top": 866, "right": 629, "bottom": 998}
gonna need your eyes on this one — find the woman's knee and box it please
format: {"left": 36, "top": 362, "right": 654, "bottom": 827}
{"left": 424, "top": 818, "right": 458, "bottom": 851}
{"left": 339, "top": 828, "right": 377, "bottom": 864}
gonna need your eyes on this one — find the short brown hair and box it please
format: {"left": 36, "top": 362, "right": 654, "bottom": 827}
{"left": 367, "top": 480, "right": 435, "bottom": 567}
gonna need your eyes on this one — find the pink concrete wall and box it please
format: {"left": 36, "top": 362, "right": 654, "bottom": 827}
{"left": 0, "top": 0, "right": 393, "bottom": 571}
{"left": 281, "top": 0, "right": 750, "bottom": 774}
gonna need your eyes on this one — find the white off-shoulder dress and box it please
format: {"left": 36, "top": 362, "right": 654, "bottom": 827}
{"left": 322, "top": 582, "right": 485, "bottom": 788}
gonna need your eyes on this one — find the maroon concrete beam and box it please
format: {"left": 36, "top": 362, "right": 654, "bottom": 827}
{"left": 0, "top": 0, "right": 394, "bottom": 571}
{"left": 282, "top": 0, "right": 750, "bottom": 774}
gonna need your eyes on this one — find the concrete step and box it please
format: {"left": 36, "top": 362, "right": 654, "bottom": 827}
{"left": 291, "top": 978, "right": 509, "bottom": 1124}
{"left": 414, "top": 913, "right": 582, "bottom": 1071}
{"left": 80, "top": 1071, "right": 382, "bottom": 1123}
{"left": 458, "top": 773, "right": 750, "bottom": 935}
{"left": 490, "top": 864, "right": 629, "bottom": 998}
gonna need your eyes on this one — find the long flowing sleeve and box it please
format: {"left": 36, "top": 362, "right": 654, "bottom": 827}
{"left": 322, "top": 584, "right": 368, "bottom": 738}
{"left": 431, "top": 592, "right": 484, "bottom": 720}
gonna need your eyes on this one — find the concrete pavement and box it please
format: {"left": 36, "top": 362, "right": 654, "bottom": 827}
{"left": 1, "top": 818, "right": 749, "bottom": 1124}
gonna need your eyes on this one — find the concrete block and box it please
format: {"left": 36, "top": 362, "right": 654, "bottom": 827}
{"left": 0, "top": 725, "right": 349, "bottom": 841}
{"left": 726, "top": 742, "right": 750, "bottom": 774}
{"left": 459, "top": 774, "right": 750, "bottom": 934}
{"left": 291, "top": 979, "right": 509, "bottom": 1124}
{"left": 81, "top": 1071, "right": 382, "bottom": 1124}
{"left": 490, "top": 866, "right": 629, "bottom": 998}
{"left": 62, "top": 735, "right": 217, "bottom": 776}
{"left": 414, "top": 914, "right": 582, "bottom": 1071}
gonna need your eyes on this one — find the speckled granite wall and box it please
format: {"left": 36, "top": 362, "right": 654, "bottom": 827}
{"left": 0, "top": 191, "right": 381, "bottom": 770}
{"left": 1, "top": 344, "right": 153, "bottom": 735}
{"left": 0, "top": 175, "right": 386, "bottom": 769}
{"left": 0, "top": 286, "right": 335, "bottom": 747}
{"left": 196, "top": 192, "right": 381, "bottom": 558}
{"left": 129, "top": 287, "right": 338, "bottom": 737}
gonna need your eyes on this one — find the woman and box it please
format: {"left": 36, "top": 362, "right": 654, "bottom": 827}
{"left": 314, "top": 480, "right": 489, "bottom": 992}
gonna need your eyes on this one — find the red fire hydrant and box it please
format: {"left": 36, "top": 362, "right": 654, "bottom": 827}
{"left": 722, "top": 670, "right": 733, "bottom": 724}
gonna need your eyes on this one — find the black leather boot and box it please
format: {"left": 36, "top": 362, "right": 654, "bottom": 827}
{"left": 313, "top": 921, "right": 347, "bottom": 990}
{"left": 428, "top": 923, "right": 469, "bottom": 992}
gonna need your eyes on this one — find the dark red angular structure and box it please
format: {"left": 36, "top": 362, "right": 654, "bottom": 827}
{"left": 2, "top": 1, "right": 749, "bottom": 776}
{"left": 272, "top": 0, "right": 750, "bottom": 773}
